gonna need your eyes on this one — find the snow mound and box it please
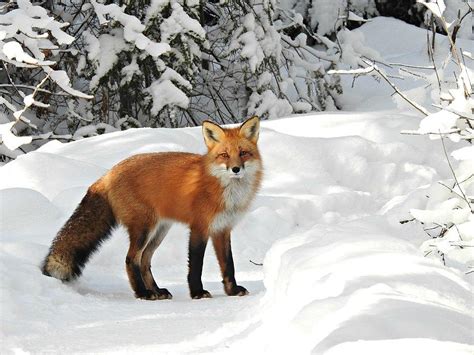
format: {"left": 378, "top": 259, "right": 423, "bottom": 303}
{"left": 242, "top": 221, "right": 472, "bottom": 353}
{"left": 1, "top": 113, "right": 472, "bottom": 354}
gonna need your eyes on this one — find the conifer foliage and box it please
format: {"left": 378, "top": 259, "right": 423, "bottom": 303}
{"left": 0, "top": 0, "right": 348, "bottom": 159}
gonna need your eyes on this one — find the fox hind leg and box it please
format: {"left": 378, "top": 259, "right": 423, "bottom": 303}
{"left": 125, "top": 224, "right": 159, "bottom": 300}
{"left": 140, "top": 220, "right": 173, "bottom": 300}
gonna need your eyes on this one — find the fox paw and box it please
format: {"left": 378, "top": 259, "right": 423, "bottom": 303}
{"left": 137, "top": 289, "right": 172, "bottom": 300}
{"left": 154, "top": 288, "right": 173, "bottom": 300}
{"left": 191, "top": 289, "right": 212, "bottom": 299}
{"left": 226, "top": 285, "right": 249, "bottom": 296}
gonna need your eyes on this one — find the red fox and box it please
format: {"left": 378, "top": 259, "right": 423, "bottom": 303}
{"left": 42, "top": 116, "right": 262, "bottom": 300}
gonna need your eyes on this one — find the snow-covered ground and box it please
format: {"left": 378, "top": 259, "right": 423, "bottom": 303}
{"left": 1, "top": 18, "right": 473, "bottom": 354}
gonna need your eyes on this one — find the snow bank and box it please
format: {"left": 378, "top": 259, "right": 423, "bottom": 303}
{"left": 237, "top": 220, "right": 473, "bottom": 354}
{"left": 338, "top": 17, "right": 474, "bottom": 112}
{"left": 1, "top": 112, "right": 472, "bottom": 353}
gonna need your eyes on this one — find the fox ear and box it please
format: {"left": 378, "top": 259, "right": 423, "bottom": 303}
{"left": 239, "top": 116, "right": 260, "bottom": 143}
{"left": 202, "top": 120, "right": 226, "bottom": 150}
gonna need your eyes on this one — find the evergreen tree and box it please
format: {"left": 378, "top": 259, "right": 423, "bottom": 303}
{"left": 196, "top": 0, "right": 342, "bottom": 121}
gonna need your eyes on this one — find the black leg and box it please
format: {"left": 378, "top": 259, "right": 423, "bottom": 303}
{"left": 188, "top": 230, "right": 211, "bottom": 299}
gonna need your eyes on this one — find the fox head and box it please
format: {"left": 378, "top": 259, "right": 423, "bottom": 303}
{"left": 202, "top": 116, "right": 262, "bottom": 182}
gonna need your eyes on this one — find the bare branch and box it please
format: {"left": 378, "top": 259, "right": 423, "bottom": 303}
{"left": 249, "top": 259, "right": 263, "bottom": 266}
{"left": 361, "top": 58, "right": 431, "bottom": 116}
{"left": 0, "top": 84, "right": 71, "bottom": 97}
{"left": 389, "top": 62, "right": 435, "bottom": 70}
{"left": 439, "top": 132, "right": 473, "bottom": 212}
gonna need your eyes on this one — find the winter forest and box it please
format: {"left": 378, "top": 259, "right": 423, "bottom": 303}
{"left": 1, "top": 0, "right": 473, "bottom": 353}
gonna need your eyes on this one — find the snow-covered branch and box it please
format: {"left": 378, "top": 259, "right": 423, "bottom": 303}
{"left": 0, "top": 0, "right": 94, "bottom": 161}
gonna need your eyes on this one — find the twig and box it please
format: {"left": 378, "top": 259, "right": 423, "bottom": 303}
{"left": 459, "top": 174, "right": 474, "bottom": 185}
{"left": 438, "top": 181, "right": 470, "bottom": 204}
{"left": 361, "top": 58, "right": 430, "bottom": 116}
{"left": 440, "top": 251, "right": 445, "bottom": 265}
{"left": 399, "top": 67, "right": 428, "bottom": 80}
{"left": 452, "top": 224, "right": 464, "bottom": 249}
{"left": 0, "top": 84, "right": 70, "bottom": 97}
{"left": 400, "top": 129, "right": 462, "bottom": 136}
{"left": 361, "top": 56, "right": 393, "bottom": 69}
{"left": 389, "top": 62, "right": 435, "bottom": 70}
{"left": 1, "top": 61, "right": 23, "bottom": 98}
{"left": 460, "top": 47, "right": 474, "bottom": 98}
{"left": 439, "top": 132, "right": 473, "bottom": 212}
{"left": 426, "top": 29, "right": 442, "bottom": 93}
{"left": 31, "top": 133, "right": 73, "bottom": 141}
{"left": 424, "top": 224, "right": 443, "bottom": 232}
{"left": 249, "top": 259, "right": 263, "bottom": 266}
{"left": 12, "top": 73, "right": 51, "bottom": 130}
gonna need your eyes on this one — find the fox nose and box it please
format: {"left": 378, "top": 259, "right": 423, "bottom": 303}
{"left": 232, "top": 166, "right": 240, "bottom": 174}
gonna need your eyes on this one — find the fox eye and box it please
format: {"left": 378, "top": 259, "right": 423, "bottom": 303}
{"left": 240, "top": 151, "right": 250, "bottom": 157}
{"left": 219, "top": 152, "right": 229, "bottom": 159}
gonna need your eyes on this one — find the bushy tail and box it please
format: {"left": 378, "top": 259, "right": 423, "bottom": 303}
{"left": 42, "top": 189, "right": 116, "bottom": 281}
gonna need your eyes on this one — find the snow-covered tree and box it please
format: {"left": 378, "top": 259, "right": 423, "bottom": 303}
{"left": 2, "top": 0, "right": 351, "bottom": 159}
{"left": 277, "top": 0, "right": 378, "bottom": 37}
{"left": 77, "top": 0, "right": 205, "bottom": 128}
{"left": 0, "top": 0, "right": 92, "bottom": 161}
{"left": 195, "top": 0, "right": 342, "bottom": 121}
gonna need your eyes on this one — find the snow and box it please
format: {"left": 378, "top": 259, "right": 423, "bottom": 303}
{"left": 84, "top": 29, "right": 130, "bottom": 90}
{"left": 0, "top": 0, "right": 74, "bottom": 69}
{"left": 238, "top": 31, "right": 264, "bottom": 73}
{"left": 1, "top": 41, "right": 53, "bottom": 65}
{"left": 0, "top": 122, "right": 32, "bottom": 151}
{"left": 452, "top": 146, "right": 474, "bottom": 161}
{"left": 90, "top": 0, "right": 170, "bottom": 58}
{"left": 1, "top": 0, "right": 74, "bottom": 45}
{"left": 248, "top": 90, "right": 293, "bottom": 118}
{"left": 236, "top": 13, "right": 266, "bottom": 73}
{"left": 411, "top": 198, "right": 471, "bottom": 225}
{"left": 120, "top": 56, "right": 140, "bottom": 85}
{"left": 417, "top": 110, "right": 460, "bottom": 135}
{"left": 45, "top": 68, "right": 94, "bottom": 99}
{"left": 337, "top": 28, "right": 382, "bottom": 67}
{"left": 160, "top": 2, "right": 206, "bottom": 43}
{"left": 1, "top": 16, "right": 473, "bottom": 355}
{"left": 309, "top": 0, "right": 346, "bottom": 36}
{"left": 1, "top": 112, "right": 473, "bottom": 353}
{"left": 148, "top": 80, "right": 190, "bottom": 115}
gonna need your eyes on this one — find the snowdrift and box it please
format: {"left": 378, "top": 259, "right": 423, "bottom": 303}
{"left": 1, "top": 112, "right": 472, "bottom": 354}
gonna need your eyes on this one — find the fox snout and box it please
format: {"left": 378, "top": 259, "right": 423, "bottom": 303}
{"left": 230, "top": 165, "right": 243, "bottom": 178}
{"left": 210, "top": 163, "right": 247, "bottom": 180}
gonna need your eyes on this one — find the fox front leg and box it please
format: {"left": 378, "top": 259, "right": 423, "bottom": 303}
{"left": 212, "top": 230, "right": 248, "bottom": 296}
{"left": 188, "top": 228, "right": 212, "bottom": 299}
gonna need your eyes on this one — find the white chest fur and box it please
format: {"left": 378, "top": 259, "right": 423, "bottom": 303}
{"left": 209, "top": 161, "right": 260, "bottom": 233}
